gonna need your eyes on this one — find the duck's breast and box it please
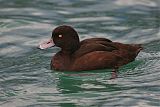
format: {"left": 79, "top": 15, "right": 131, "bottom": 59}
{"left": 51, "top": 52, "right": 71, "bottom": 71}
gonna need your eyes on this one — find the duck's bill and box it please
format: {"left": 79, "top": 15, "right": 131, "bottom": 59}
{"left": 38, "top": 39, "right": 55, "bottom": 49}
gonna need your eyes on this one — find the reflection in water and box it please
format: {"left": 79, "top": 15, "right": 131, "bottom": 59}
{"left": 0, "top": 0, "right": 160, "bottom": 107}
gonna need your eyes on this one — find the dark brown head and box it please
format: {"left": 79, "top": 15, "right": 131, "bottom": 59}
{"left": 52, "top": 25, "right": 80, "bottom": 52}
{"left": 39, "top": 25, "right": 80, "bottom": 53}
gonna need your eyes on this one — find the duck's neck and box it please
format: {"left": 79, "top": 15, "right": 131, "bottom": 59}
{"left": 59, "top": 51, "right": 72, "bottom": 70}
{"left": 61, "top": 50, "right": 74, "bottom": 55}
{"left": 61, "top": 45, "right": 80, "bottom": 54}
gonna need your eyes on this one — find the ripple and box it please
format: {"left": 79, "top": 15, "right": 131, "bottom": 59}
{"left": 66, "top": 16, "right": 121, "bottom": 22}
{"left": 103, "top": 26, "right": 129, "bottom": 31}
{"left": 115, "top": 0, "right": 157, "bottom": 7}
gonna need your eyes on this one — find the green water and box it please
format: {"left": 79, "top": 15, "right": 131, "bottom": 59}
{"left": 0, "top": 0, "right": 160, "bottom": 107}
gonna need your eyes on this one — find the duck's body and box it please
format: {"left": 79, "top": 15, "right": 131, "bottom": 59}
{"left": 39, "top": 25, "right": 142, "bottom": 78}
{"left": 51, "top": 37, "right": 142, "bottom": 71}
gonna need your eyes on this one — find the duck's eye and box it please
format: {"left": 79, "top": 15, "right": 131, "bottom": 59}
{"left": 58, "top": 35, "right": 63, "bottom": 38}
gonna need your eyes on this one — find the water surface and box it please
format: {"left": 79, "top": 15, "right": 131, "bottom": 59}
{"left": 0, "top": 0, "right": 160, "bottom": 107}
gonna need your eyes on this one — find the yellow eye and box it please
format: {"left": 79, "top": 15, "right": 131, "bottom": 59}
{"left": 58, "top": 35, "right": 63, "bottom": 38}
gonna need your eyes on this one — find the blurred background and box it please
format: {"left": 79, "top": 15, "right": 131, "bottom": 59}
{"left": 0, "top": 0, "right": 160, "bottom": 107}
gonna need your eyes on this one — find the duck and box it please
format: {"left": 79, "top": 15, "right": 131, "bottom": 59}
{"left": 39, "top": 25, "right": 143, "bottom": 78}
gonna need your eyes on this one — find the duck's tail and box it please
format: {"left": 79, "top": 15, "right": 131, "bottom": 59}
{"left": 132, "top": 44, "right": 143, "bottom": 55}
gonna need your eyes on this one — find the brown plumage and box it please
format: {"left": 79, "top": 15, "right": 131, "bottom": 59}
{"left": 39, "top": 25, "right": 143, "bottom": 78}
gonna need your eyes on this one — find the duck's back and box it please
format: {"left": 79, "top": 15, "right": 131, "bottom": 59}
{"left": 74, "top": 38, "right": 116, "bottom": 57}
{"left": 70, "top": 38, "right": 142, "bottom": 71}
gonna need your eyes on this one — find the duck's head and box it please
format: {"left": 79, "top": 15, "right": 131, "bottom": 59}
{"left": 39, "top": 25, "right": 80, "bottom": 53}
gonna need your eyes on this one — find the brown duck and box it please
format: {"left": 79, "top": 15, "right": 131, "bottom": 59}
{"left": 39, "top": 25, "right": 142, "bottom": 78}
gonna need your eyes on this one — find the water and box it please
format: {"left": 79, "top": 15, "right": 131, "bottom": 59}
{"left": 0, "top": 0, "right": 160, "bottom": 107}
